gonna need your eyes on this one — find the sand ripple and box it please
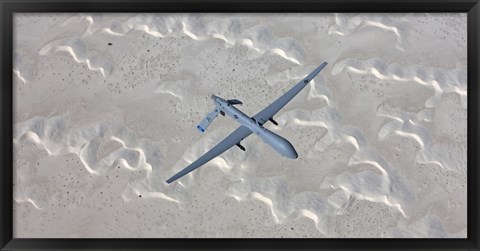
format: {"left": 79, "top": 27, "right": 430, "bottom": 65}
{"left": 332, "top": 57, "right": 467, "bottom": 109}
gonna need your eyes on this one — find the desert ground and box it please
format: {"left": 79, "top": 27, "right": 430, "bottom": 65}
{"left": 13, "top": 13, "right": 467, "bottom": 238}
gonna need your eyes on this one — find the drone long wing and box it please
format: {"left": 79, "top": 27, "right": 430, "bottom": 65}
{"left": 253, "top": 62, "right": 328, "bottom": 125}
{"left": 166, "top": 126, "right": 252, "bottom": 184}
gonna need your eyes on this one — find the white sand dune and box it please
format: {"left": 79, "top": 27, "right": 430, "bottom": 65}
{"left": 13, "top": 13, "right": 466, "bottom": 238}
{"left": 332, "top": 57, "right": 467, "bottom": 109}
{"left": 39, "top": 38, "right": 113, "bottom": 77}
{"left": 329, "top": 13, "right": 405, "bottom": 50}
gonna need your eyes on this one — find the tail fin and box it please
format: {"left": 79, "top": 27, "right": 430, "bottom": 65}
{"left": 197, "top": 108, "right": 220, "bottom": 133}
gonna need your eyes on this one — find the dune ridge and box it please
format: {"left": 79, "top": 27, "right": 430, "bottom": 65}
{"left": 329, "top": 13, "right": 406, "bottom": 51}
{"left": 332, "top": 57, "right": 467, "bottom": 109}
{"left": 35, "top": 14, "right": 306, "bottom": 79}
{"left": 377, "top": 105, "right": 466, "bottom": 172}
{"left": 39, "top": 38, "right": 113, "bottom": 77}
{"left": 13, "top": 115, "right": 187, "bottom": 202}
{"left": 226, "top": 103, "right": 413, "bottom": 234}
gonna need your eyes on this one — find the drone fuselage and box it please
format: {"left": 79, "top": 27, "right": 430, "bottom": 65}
{"left": 212, "top": 95, "right": 298, "bottom": 159}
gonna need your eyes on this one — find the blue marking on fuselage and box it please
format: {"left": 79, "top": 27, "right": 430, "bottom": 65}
{"left": 197, "top": 125, "right": 205, "bottom": 133}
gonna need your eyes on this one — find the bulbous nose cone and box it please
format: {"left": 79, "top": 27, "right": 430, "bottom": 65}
{"left": 281, "top": 140, "right": 298, "bottom": 159}
{"left": 289, "top": 148, "right": 298, "bottom": 159}
{"left": 263, "top": 130, "right": 298, "bottom": 159}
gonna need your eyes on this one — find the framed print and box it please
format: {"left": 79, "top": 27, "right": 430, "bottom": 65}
{"left": 1, "top": 0, "right": 478, "bottom": 250}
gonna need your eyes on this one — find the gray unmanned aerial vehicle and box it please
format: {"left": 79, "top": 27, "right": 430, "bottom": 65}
{"left": 166, "top": 62, "right": 328, "bottom": 184}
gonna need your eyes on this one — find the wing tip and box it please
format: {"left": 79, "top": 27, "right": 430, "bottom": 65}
{"left": 165, "top": 176, "right": 177, "bottom": 184}
{"left": 318, "top": 61, "right": 328, "bottom": 71}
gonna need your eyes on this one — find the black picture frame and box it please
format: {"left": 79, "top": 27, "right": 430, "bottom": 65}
{"left": 1, "top": 0, "right": 478, "bottom": 250}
